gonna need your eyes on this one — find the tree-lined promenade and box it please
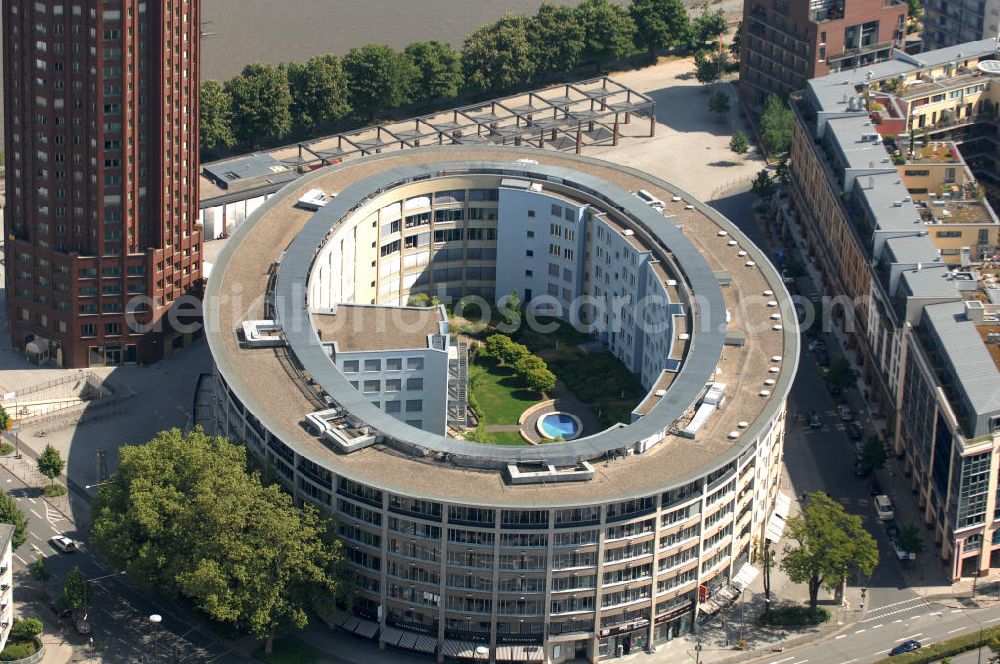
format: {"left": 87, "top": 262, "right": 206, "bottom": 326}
{"left": 200, "top": 0, "right": 731, "bottom": 155}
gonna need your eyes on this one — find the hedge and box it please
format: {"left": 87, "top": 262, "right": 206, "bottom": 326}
{"left": 759, "top": 605, "right": 830, "bottom": 627}
{"left": 872, "top": 625, "right": 1000, "bottom": 664}
{"left": 0, "top": 639, "right": 38, "bottom": 661}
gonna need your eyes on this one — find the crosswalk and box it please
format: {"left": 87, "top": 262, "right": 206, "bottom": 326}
{"left": 861, "top": 596, "right": 933, "bottom": 623}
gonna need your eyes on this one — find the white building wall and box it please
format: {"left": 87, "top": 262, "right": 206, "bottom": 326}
{"left": 0, "top": 532, "right": 11, "bottom": 652}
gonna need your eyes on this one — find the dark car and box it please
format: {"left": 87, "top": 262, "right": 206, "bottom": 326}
{"left": 889, "top": 640, "right": 922, "bottom": 656}
{"left": 845, "top": 421, "right": 864, "bottom": 441}
{"left": 870, "top": 479, "right": 883, "bottom": 496}
{"left": 809, "top": 412, "right": 823, "bottom": 429}
{"left": 886, "top": 522, "right": 900, "bottom": 542}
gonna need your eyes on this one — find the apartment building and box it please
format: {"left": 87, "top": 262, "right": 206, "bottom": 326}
{"left": 739, "top": 0, "right": 907, "bottom": 106}
{"left": 1, "top": 0, "right": 203, "bottom": 367}
{"left": 923, "top": 0, "right": 1000, "bottom": 51}
{"left": 788, "top": 38, "right": 1000, "bottom": 578}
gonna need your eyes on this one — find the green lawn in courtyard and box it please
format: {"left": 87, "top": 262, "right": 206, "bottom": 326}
{"left": 549, "top": 351, "right": 645, "bottom": 428}
{"left": 471, "top": 361, "right": 541, "bottom": 426}
{"left": 490, "top": 431, "right": 529, "bottom": 445}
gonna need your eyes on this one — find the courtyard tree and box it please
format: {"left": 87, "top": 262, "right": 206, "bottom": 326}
{"left": 224, "top": 63, "right": 293, "bottom": 144}
{"left": 462, "top": 14, "right": 536, "bottom": 93}
{"left": 29, "top": 557, "right": 50, "bottom": 582}
{"left": 576, "top": 0, "right": 637, "bottom": 65}
{"left": 286, "top": 55, "right": 351, "bottom": 130}
{"left": 0, "top": 494, "right": 28, "bottom": 548}
{"left": 91, "top": 428, "right": 350, "bottom": 654}
{"left": 514, "top": 355, "right": 557, "bottom": 395}
{"left": 729, "top": 131, "right": 749, "bottom": 162}
{"left": 343, "top": 44, "right": 418, "bottom": 121}
{"left": 529, "top": 4, "right": 585, "bottom": 76}
{"left": 759, "top": 93, "right": 794, "bottom": 155}
{"left": 708, "top": 89, "right": 730, "bottom": 118}
{"left": 694, "top": 50, "right": 727, "bottom": 85}
{"left": 781, "top": 491, "right": 878, "bottom": 617}
{"left": 630, "top": 0, "right": 690, "bottom": 59}
{"left": 860, "top": 435, "right": 888, "bottom": 474}
{"left": 404, "top": 41, "right": 464, "bottom": 100}
{"left": 0, "top": 405, "right": 8, "bottom": 432}
{"left": 199, "top": 81, "right": 236, "bottom": 154}
{"left": 826, "top": 358, "right": 858, "bottom": 391}
{"left": 751, "top": 169, "right": 776, "bottom": 200}
{"left": 897, "top": 525, "right": 926, "bottom": 557}
{"left": 8, "top": 617, "right": 42, "bottom": 642}
{"left": 37, "top": 444, "right": 64, "bottom": 486}
{"left": 729, "top": 21, "right": 743, "bottom": 60}
{"left": 906, "top": 0, "right": 923, "bottom": 20}
{"left": 690, "top": 5, "right": 729, "bottom": 51}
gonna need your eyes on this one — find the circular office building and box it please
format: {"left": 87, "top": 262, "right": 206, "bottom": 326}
{"left": 205, "top": 146, "right": 798, "bottom": 663}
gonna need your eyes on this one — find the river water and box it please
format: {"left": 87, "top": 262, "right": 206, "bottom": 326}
{"left": 200, "top": 0, "right": 585, "bottom": 81}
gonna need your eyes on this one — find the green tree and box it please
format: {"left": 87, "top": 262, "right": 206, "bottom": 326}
{"left": 0, "top": 405, "right": 10, "bottom": 432}
{"left": 199, "top": 80, "right": 236, "bottom": 154}
{"left": 708, "top": 89, "right": 730, "bottom": 117}
{"left": 775, "top": 155, "right": 790, "bottom": 185}
{"left": 860, "top": 435, "right": 888, "bottom": 473}
{"left": 695, "top": 50, "right": 728, "bottom": 85}
{"left": 577, "top": 0, "right": 637, "bottom": 65}
{"left": 513, "top": 356, "right": 556, "bottom": 394}
{"left": 780, "top": 491, "right": 879, "bottom": 616}
{"left": 29, "top": 557, "right": 50, "bottom": 582}
{"left": 343, "top": 44, "right": 418, "bottom": 121}
{"left": 751, "top": 169, "right": 776, "bottom": 200}
{"left": 8, "top": 617, "right": 43, "bottom": 641}
{"left": 91, "top": 428, "right": 349, "bottom": 653}
{"left": 690, "top": 5, "right": 729, "bottom": 50}
{"left": 404, "top": 41, "right": 464, "bottom": 100}
{"left": 529, "top": 4, "right": 585, "bottom": 76}
{"left": 730, "top": 20, "right": 743, "bottom": 60}
{"left": 630, "top": 0, "right": 690, "bottom": 58}
{"left": 0, "top": 493, "right": 28, "bottom": 548}
{"left": 57, "top": 566, "right": 91, "bottom": 614}
{"left": 897, "top": 524, "right": 926, "bottom": 556}
{"left": 462, "top": 14, "right": 536, "bottom": 93}
{"left": 730, "top": 131, "right": 749, "bottom": 162}
{"left": 286, "top": 55, "right": 351, "bottom": 130}
{"left": 905, "top": 0, "right": 922, "bottom": 20}
{"left": 37, "top": 444, "right": 64, "bottom": 485}
{"left": 224, "top": 63, "right": 293, "bottom": 144}
{"left": 759, "top": 93, "right": 794, "bottom": 154}
{"left": 826, "top": 358, "right": 858, "bottom": 391}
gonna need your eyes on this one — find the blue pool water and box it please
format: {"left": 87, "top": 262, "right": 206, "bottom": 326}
{"left": 540, "top": 413, "right": 581, "bottom": 439}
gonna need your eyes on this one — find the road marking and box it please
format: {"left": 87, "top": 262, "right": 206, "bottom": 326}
{"left": 790, "top": 660, "right": 809, "bottom": 664}
{"left": 951, "top": 609, "right": 963, "bottom": 613}
{"left": 13, "top": 553, "right": 27, "bottom": 565}
{"left": 901, "top": 633, "right": 923, "bottom": 640}
{"left": 871, "top": 624, "right": 883, "bottom": 628}
{"left": 28, "top": 508, "right": 41, "bottom": 520}
{"left": 988, "top": 617, "right": 1000, "bottom": 623}
{"left": 948, "top": 627, "right": 965, "bottom": 634}
{"left": 27, "top": 498, "right": 36, "bottom": 504}
{"left": 30, "top": 532, "right": 42, "bottom": 542}
{"left": 835, "top": 635, "right": 846, "bottom": 639}
{"left": 893, "top": 619, "right": 903, "bottom": 623}
{"left": 854, "top": 629, "right": 866, "bottom": 634}
{"left": 870, "top": 596, "right": 926, "bottom": 612}
{"left": 48, "top": 525, "right": 58, "bottom": 534}
{"left": 769, "top": 657, "right": 794, "bottom": 663}
{"left": 840, "top": 659, "right": 858, "bottom": 664}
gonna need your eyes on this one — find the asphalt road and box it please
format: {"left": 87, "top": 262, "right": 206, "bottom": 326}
{"left": 1, "top": 462, "right": 235, "bottom": 663}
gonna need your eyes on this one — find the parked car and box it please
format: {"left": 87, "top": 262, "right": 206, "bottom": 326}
{"left": 808, "top": 338, "right": 827, "bottom": 352}
{"left": 870, "top": 479, "right": 883, "bottom": 496}
{"left": 889, "top": 640, "right": 922, "bottom": 656}
{"left": 886, "top": 522, "right": 900, "bottom": 542}
{"left": 874, "top": 494, "right": 895, "bottom": 521}
{"left": 845, "top": 421, "right": 864, "bottom": 441}
{"left": 853, "top": 440, "right": 866, "bottom": 457}
{"left": 837, "top": 404, "right": 855, "bottom": 422}
{"left": 809, "top": 412, "right": 823, "bottom": 429}
{"left": 50, "top": 535, "right": 78, "bottom": 553}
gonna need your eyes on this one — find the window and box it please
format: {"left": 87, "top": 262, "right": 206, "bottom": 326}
{"left": 527, "top": 210, "right": 535, "bottom": 218}
{"left": 385, "top": 400, "right": 401, "bottom": 413}
{"left": 526, "top": 270, "right": 534, "bottom": 278}
{"left": 386, "top": 357, "right": 402, "bottom": 371}
{"left": 81, "top": 324, "right": 96, "bottom": 337}
{"left": 385, "top": 379, "right": 402, "bottom": 392}
{"left": 407, "top": 357, "right": 424, "bottom": 370}
{"left": 551, "top": 204, "right": 562, "bottom": 216}
{"left": 407, "top": 377, "right": 423, "bottom": 391}
{"left": 405, "top": 399, "right": 422, "bottom": 412}
{"left": 526, "top": 230, "right": 535, "bottom": 238}
{"left": 363, "top": 380, "right": 380, "bottom": 393}
{"left": 364, "top": 359, "right": 381, "bottom": 372}
{"left": 342, "top": 360, "right": 359, "bottom": 373}
{"left": 105, "top": 323, "right": 121, "bottom": 336}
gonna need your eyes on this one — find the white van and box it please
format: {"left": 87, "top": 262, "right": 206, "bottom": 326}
{"left": 874, "top": 494, "right": 894, "bottom": 521}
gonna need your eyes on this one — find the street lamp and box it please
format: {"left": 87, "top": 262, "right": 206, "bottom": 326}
{"left": 149, "top": 614, "right": 162, "bottom": 664}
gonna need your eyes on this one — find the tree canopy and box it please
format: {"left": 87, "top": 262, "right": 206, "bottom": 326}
{"left": 781, "top": 491, "right": 879, "bottom": 615}
{"left": 199, "top": 81, "right": 236, "bottom": 154}
{"left": 897, "top": 524, "right": 925, "bottom": 557}
{"left": 0, "top": 493, "right": 28, "bottom": 548}
{"left": 530, "top": 4, "right": 586, "bottom": 75}
{"left": 695, "top": 50, "right": 728, "bottom": 85}
{"left": 708, "top": 89, "right": 730, "bottom": 116}
{"left": 57, "top": 566, "right": 91, "bottom": 613}
{"left": 630, "top": 0, "right": 690, "bottom": 57}
{"left": 91, "top": 428, "right": 350, "bottom": 652}
{"left": 577, "top": 0, "right": 637, "bottom": 64}
{"left": 827, "top": 358, "right": 858, "bottom": 391}
{"left": 404, "top": 41, "right": 465, "bottom": 100}
{"left": 860, "top": 435, "right": 888, "bottom": 473}
{"left": 462, "top": 14, "right": 537, "bottom": 92}
{"left": 343, "top": 44, "right": 418, "bottom": 121}
{"left": 287, "top": 55, "right": 351, "bottom": 130}
{"left": 751, "top": 169, "right": 776, "bottom": 200}
{"left": 730, "top": 131, "right": 749, "bottom": 161}
{"left": 760, "top": 93, "right": 794, "bottom": 154}
{"left": 690, "top": 5, "right": 728, "bottom": 50}
{"left": 37, "top": 444, "right": 64, "bottom": 485}
{"left": 224, "top": 63, "right": 293, "bottom": 144}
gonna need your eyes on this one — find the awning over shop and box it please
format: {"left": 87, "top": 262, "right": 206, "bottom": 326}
{"left": 766, "top": 491, "right": 791, "bottom": 543}
{"left": 732, "top": 562, "right": 759, "bottom": 591}
{"left": 496, "top": 645, "right": 544, "bottom": 661}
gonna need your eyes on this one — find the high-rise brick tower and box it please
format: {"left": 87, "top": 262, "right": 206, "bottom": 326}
{"left": 2, "top": 0, "right": 202, "bottom": 367}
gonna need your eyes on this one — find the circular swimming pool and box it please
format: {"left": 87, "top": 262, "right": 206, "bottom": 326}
{"left": 537, "top": 412, "right": 583, "bottom": 441}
